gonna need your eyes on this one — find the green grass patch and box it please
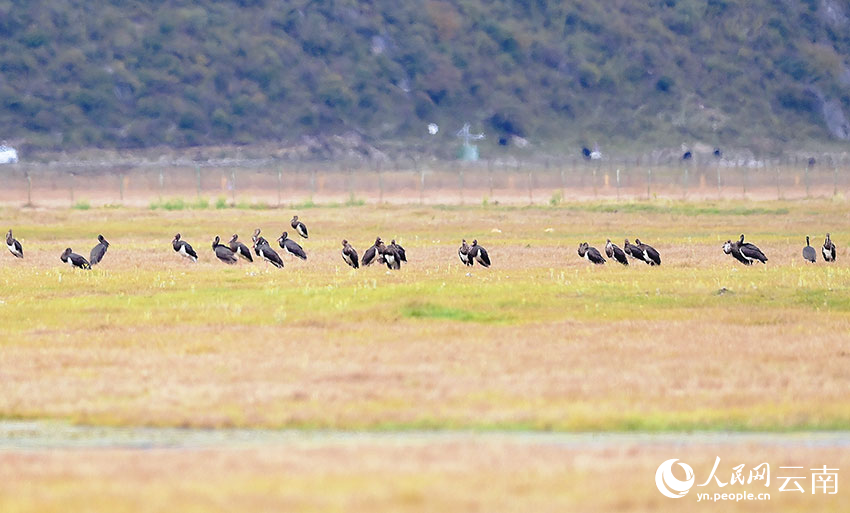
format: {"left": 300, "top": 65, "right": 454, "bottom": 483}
{"left": 402, "top": 302, "right": 504, "bottom": 323}
{"left": 72, "top": 200, "right": 91, "bottom": 210}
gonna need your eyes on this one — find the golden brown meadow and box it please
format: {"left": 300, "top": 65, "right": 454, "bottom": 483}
{"left": 1, "top": 199, "right": 850, "bottom": 512}
{"left": 1, "top": 200, "right": 848, "bottom": 431}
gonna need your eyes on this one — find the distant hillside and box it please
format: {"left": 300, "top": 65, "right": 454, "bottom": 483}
{"left": 1, "top": 0, "right": 850, "bottom": 156}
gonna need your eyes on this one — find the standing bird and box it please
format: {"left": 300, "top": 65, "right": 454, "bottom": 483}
{"left": 738, "top": 234, "right": 768, "bottom": 264}
{"left": 724, "top": 234, "right": 767, "bottom": 265}
{"left": 578, "top": 242, "right": 606, "bottom": 265}
{"left": 823, "top": 233, "right": 836, "bottom": 262}
{"left": 623, "top": 239, "right": 647, "bottom": 264}
{"left": 229, "top": 234, "right": 253, "bottom": 262}
{"left": 722, "top": 239, "right": 750, "bottom": 265}
{"left": 605, "top": 239, "right": 628, "bottom": 266}
{"left": 458, "top": 239, "right": 473, "bottom": 266}
{"left": 6, "top": 229, "right": 22, "bottom": 258}
{"left": 212, "top": 236, "right": 238, "bottom": 265}
{"left": 89, "top": 234, "right": 109, "bottom": 266}
{"left": 278, "top": 232, "right": 307, "bottom": 260}
{"left": 290, "top": 216, "right": 308, "bottom": 239}
{"left": 803, "top": 236, "right": 816, "bottom": 263}
{"left": 378, "top": 239, "right": 401, "bottom": 270}
{"left": 469, "top": 239, "right": 491, "bottom": 267}
{"left": 253, "top": 236, "right": 283, "bottom": 268}
{"left": 390, "top": 239, "right": 407, "bottom": 263}
{"left": 60, "top": 248, "right": 91, "bottom": 269}
{"left": 341, "top": 239, "right": 359, "bottom": 269}
{"left": 172, "top": 233, "right": 198, "bottom": 263}
{"left": 361, "top": 237, "right": 382, "bottom": 266}
{"left": 634, "top": 239, "right": 661, "bottom": 266}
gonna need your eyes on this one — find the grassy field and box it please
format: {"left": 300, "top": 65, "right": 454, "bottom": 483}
{"left": 0, "top": 199, "right": 848, "bottom": 432}
{"left": 2, "top": 199, "right": 850, "bottom": 512}
{"left": 2, "top": 436, "right": 848, "bottom": 513}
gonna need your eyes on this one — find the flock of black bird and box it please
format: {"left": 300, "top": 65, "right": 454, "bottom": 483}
{"left": 575, "top": 233, "right": 837, "bottom": 266}
{"left": 2, "top": 217, "right": 839, "bottom": 270}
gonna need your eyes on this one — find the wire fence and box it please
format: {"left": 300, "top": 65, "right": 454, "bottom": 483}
{"left": 1, "top": 155, "right": 850, "bottom": 207}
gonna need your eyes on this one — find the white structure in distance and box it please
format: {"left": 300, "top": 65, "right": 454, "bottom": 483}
{"left": 427, "top": 123, "right": 439, "bottom": 135}
{"left": 0, "top": 145, "right": 18, "bottom": 164}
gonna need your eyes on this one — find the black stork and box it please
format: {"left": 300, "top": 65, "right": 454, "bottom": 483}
{"left": 605, "top": 239, "right": 628, "bottom": 265}
{"left": 212, "top": 236, "right": 238, "bottom": 265}
{"left": 89, "top": 234, "right": 109, "bottom": 266}
{"left": 60, "top": 248, "right": 91, "bottom": 269}
{"left": 342, "top": 239, "right": 359, "bottom": 269}
{"left": 172, "top": 233, "right": 198, "bottom": 263}
{"left": 229, "top": 234, "right": 253, "bottom": 262}
{"left": 6, "top": 229, "right": 22, "bottom": 258}
{"left": 278, "top": 232, "right": 307, "bottom": 260}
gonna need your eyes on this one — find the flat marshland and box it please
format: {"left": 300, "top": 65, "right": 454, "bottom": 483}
{"left": 1, "top": 200, "right": 848, "bottom": 511}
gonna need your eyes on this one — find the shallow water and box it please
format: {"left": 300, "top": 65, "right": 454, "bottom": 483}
{"left": 1, "top": 420, "right": 849, "bottom": 450}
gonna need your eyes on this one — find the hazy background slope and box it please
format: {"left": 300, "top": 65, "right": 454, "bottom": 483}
{"left": 1, "top": 0, "right": 849, "bottom": 155}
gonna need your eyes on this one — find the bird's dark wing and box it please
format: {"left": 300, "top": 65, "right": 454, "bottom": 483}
{"left": 362, "top": 246, "right": 377, "bottom": 266}
{"left": 286, "top": 239, "right": 307, "bottom": 260}
{"left": 588, "top": 247, "right": 605, "bottom": 264}
{"left": 239, "top": 242, "right": 253, "bottom": 261}
{"left": 476, "top": 247, "right": 491, "bottom": 267}
{"left": 741, "top": 244, "right": 767, "bottom": 262}
{"left": 90, "top": 244, "right": 106, "bottom": 265}
{"left": 614, "top": 246, "right": 628, "bottom": 264}
{"left": 184, "top": 242, "right": 198, "bottom": 259}
{"left": 344, "top": 247, "right": 359, "bottom": 268}
{"left": 644, "top": 246, "right": 661, "bottom": 265}
{"left": 261, "top": 246, "right": 284, "bottom": 268}
{"left": 215, "top": 246, "right": 237, "bottom": 263}
{"left": 71, "top": 253, "right": 91, "bottom": 269}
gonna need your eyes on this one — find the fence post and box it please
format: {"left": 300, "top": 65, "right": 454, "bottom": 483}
{"left": 157, "top": 169, "right": 164, "bottom": 200}
{"left": 377, "top": 160, "right": 384, "bottom": 204}
{"left": 683, "top": 164, "right": 690, "bottom": 198}
{"left": 277, "top": 168, "right": 282, "bottom": 207}
{"left": 457, "top": 161, "right": 464, "bottom": 205}
{"left": 526, "top": 162, "right": 533, "bottom": 204}
{"left": 413, "top": 157, "right": 424, "bottom": 205}
{"left": 616, "top": 168, "right": 621, "bottom": 200}
{"left": 69, "top": 172, "right": 75, "bottom": 205}
{"left": 348, "top": 164, "right": 355, "bottom": 203}
{"left": 488, "top": 158, "right": 495, "bottom": 200}
{"left": 833, "top": 165, "right": 838, "bottom": 197}
{"left": 742, "top": 165, "right": 747, "bottom": 198}
{"left": 647, "top": 167, "right": 652, "bottom": 199}
{"left": 230, "top": 169, "right": 236, "bottom": 205}
{"left": 592, "top": 164, "right": 598, "bottom": 198}
{"left": 419, "top": 166, "right": 425, "bottom": 205}
{"left": 119, "top": 173, "right": 125, "bottom": 203}
{"left": 25, "top": 169, "right": 32, "bottom": 207}
{"left": 805, "top": 163, "right": 810, "bottom": 198}
{"left": 560, "top": 164, "right": 565, "bottom": 197}
{"left": 717, "top": 165, "right": 722, "bottom": 198}
{"left": 310, "top": 166, "right": 316, "bottom": 200}
{"left": 195, "top": 165, "right": 202, "bottom": 199}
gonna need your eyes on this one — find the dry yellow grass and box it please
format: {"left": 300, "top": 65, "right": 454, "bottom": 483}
{"left": 1, "top": 437, "right": 848, "bottom": 512}
{"left": 0, "top": 200, "right": 848, "bottom": 430}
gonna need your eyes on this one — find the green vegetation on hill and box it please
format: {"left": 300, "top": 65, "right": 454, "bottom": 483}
{"left": 1, "top": 0, "right": 849, "bottom": 153}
